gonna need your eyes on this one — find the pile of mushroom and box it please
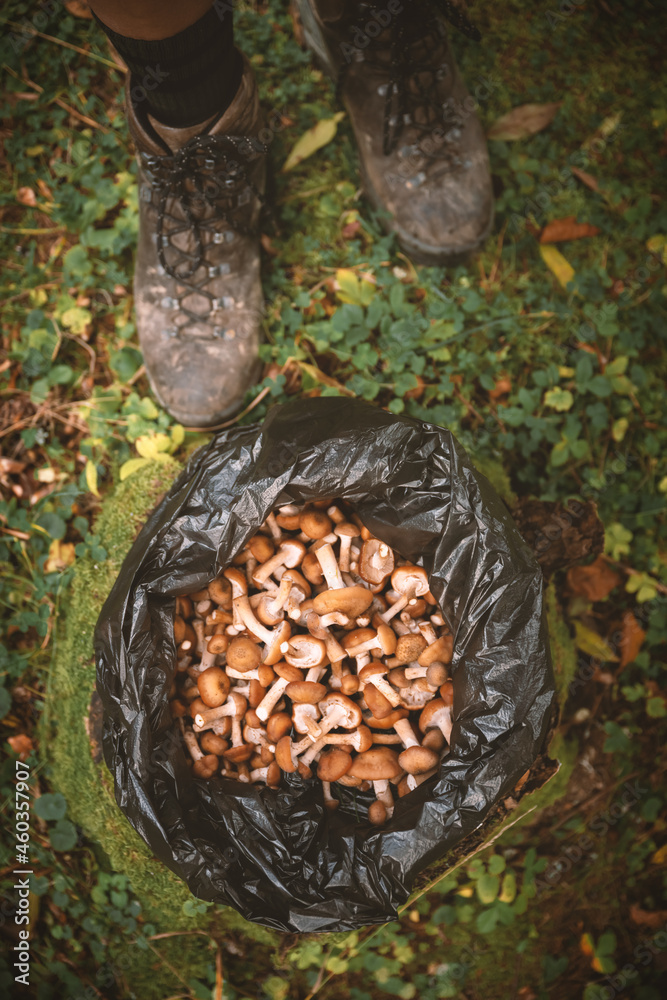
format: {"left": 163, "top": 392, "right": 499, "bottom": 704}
{"left": 170, "top": 499, "right": 454, "bottom": 825}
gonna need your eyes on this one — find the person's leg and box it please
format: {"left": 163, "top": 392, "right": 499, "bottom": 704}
{"left": 293, "top": 0, "right": 493, "bottom": 264}
{"left": 90, "top": 1, "right": 266, "bottom": 427}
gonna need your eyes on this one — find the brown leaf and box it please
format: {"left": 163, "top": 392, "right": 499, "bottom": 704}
{"left": 566, "top": 555, "right": 622, "bottom": 601}
{"left": 17, "top": 186, "right": 37, "bottom": 206}
{"left": 342, "top": 219, "right": 361, "bottom": 240}
{"left": 629, "top": 905, "right": 667, "bottom": 929}
{"left": 8, "top": 734, "right": 34, "bottom": 758}
{"left": 487, "top": 102, "right": 562, "bottom": 141}
{"left": 540, "top": 216, "right": 600, "bottom": 243}
{"left": 488, "top": 376, "right": 512, "bottom": 400}
{"left": 618, "top": 611, "right": 646, "bottom": 668}
{"left": 571, "top": 166, "right": 600, "bottom": 192}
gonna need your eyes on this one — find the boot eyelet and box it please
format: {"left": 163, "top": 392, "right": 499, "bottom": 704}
{"left": 237, "top": 190, "right": 251, "bottom": 206}
{"left": 205, "top": 158, "right": 216, "bottom": 169}
{"left": 164, "top": 328, "right": 179, "bottom": 339}
{"left": 141, "top": 186, "right": 152, "bottom": 202}
{"left": 161, "top": 296, "right": 176, "bottom": 309}
{"left": 405, "top": 171, "right": 426, "bottom": 189}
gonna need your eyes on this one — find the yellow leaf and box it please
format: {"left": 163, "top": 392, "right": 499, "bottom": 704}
{"left": 135, "top": 433, "right": 171, "bottom": 459}
{"left": 580, "top": 933, "right": 595, "bottom": 957}
{"left": 85, "top": 459, "right": 99, "bottom": 497}
{"left": 573, "top": 621, "right": 619, "bottom": 662}
{"left": 45, "top": 540, "right": 76, "bottom": 573}
{"left": 646, "top": 234, "right": 667, "bottom": 265}
{"left": 282, "top": 112, "right": 345, "bottom": 172}
{"left": 335, "top": 268, "right": 375, "bottom": 305}
{"left": 651, "top": 844, "right": 667, "bottom": 866}
{"left": 540, "top": 245, "right": 575, "bottom": 289}
{"left": 456, "top": 885, "right": 474, "bottom": 898}
{"left": 119, "top": 457, "right": 151, "bottom": 481}
{"left": 170, "top": 423, "right": 185, "bottom": 449}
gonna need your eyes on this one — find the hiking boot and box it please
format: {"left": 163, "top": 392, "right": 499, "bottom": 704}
{"left": 126, "top": 53, "right": 266, "bottom": 427}
{"left": 293, "top": 0, "right": 494, "bottom": 264}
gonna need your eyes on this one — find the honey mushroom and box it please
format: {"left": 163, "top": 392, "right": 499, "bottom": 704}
{"left": 173, "top": 499, "right": 456, "bottom": 825}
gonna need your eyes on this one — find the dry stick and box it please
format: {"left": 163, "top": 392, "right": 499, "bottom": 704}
{"left": 187, "top": 386, "right": 271, "bottom": 433}
{"left": 0, "top": 18, "right": 123, "bottom": 70}
{"left": 302, "top": 805, "right": 539, "bottom": 1000}
{"left": 2, "top": 65, "right": 111, "bottom": 132}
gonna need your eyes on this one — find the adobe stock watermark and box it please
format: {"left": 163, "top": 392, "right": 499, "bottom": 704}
{"left": 7, "top": 0, "right": 61, "bottom": 54}
{"left": 338, "top": 0, "right": 405, "bottom": 64}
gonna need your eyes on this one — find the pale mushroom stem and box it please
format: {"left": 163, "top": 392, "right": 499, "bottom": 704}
{"left": 255, "top": 678, "right": 289, "bottom": 722}
{"left": 315, "top": 544, "right": 345, "bottom": 590}
{"left": 373, "top": 779, "right": 395, "bottom": 817}
{"left": 193, "top": 702, "right": 235, "bottom": 731}
{"left": 300, "top": 736, "right": 327, "bottom": 767}
{"left": 393, "top": 717, "right": 421, "bottom": 749}
{"left": 181, "top": 724, "right": 204, "bottom": 762}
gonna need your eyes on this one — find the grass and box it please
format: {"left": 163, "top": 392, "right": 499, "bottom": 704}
{"left": 1, "top": 1, "right": 666, "bottom": 998}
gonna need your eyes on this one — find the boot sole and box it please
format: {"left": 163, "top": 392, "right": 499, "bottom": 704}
{"left": 292, "top": 0, "right": 494, "bottom": 265}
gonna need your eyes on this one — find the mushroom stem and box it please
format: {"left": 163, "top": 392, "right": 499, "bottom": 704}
{"left": 393, "top": 718, "right": 420, "bottom": 749}
{"left": 315, "top": 543, "right": 345, "bottom": 590}
{"left": 372, "top": 779, "right": 395, "bottom": 818}
{"left": 181, "top": 724, "right": 204, "bottom": 761}
{"left": 255, "top": 677, "right": 290, "bottom": 723}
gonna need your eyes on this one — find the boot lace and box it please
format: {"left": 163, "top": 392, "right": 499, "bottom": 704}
{"left": 337, "top": 0, "right": 480, "bottom": 158}
{"left": 140, "top": 133, "right": 266, "bottom": 282}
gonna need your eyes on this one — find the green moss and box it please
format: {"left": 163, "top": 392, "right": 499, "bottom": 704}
{"left": 43, "top": 458, "right": 281, "bottom": 993}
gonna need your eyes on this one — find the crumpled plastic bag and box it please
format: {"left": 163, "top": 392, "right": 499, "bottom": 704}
{"left": 95, "top": 397, "right": 555, "bottom": 933}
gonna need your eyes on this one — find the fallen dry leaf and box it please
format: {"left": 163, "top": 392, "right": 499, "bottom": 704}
{"left": 539, "top": 244, "right": 575, "bottom": 289}
{"left": 618, "top": 610, "right": 646, "bottom": 667}
{"left": 17, "top": 186, "right": 37, "bottom": 206}
{"left": 488, "top": 376, "right": 512, "bottom": 400}
{"left": 571, "top": 166, "right": 600, "bottom": 192}
{"left": 629, "top": 905, "right": 667, "bottom": 929}
{"left": 487, "top": 102, "right": 562, "bottom": 141}
{"left": 8, "top": 734, "right": 34, "bottom": 758}
{"left": 567, "top": 555, "right": 622, "bottom": 601}
{"left": 282, "top": 112, "right": 345, "bottom": 172}
{"left": 540, "top": 216, "right": 600, "bottom": 243}
{"left": 45, "top": 539, "right": 76, "bottom": 574}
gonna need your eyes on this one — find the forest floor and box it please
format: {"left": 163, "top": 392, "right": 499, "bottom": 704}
{"left": 0, "top": 1, "right": 665, "bottom": 999}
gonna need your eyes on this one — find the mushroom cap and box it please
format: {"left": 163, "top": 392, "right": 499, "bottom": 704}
{"left": 348, "top": 747, "right": 402, "bottom": 780}
{"left": 363, "top": 683, "right": 394, "bottom": 720}
{"left": 275, "top": 735, "right": 296, "bottom": 773}
{"left": 336, "top": 772, "right": 362, "bottom": 787}
{"left": 422, "top": 727, "right": 446, "bottom": 752}
{"left": 358, "top": 661, "right": 387, "bottom": 683}
{"left": 223, "top": 566, "right": 248, "bottom": 594}
{"left": 265, "top": 760, "right": 281, "bottom": 786}
{"left": 359, "top": 538, "right": 395, "bottom": 585}
{"left": 248, "top": 678, "right": 265, "bottom": 708}
{"left": 317, "top": 748, "right": 352, "bottom": 782}
{"left": 352, "top": 724, "right": 373, "bottom": 752}
{"left": 319, "top": 692, "right": 362, "bottom": 729}
{"left": 278, "top": 538, "right": 307, "bottom": 566}
{"left": 375, "top": 622, "right": 397, "bottom": 656}
{"left": 281, "top": 568, "right": 311, "bottom": 597}
{"left": 222, "top": 743, "right": 255, "bottom": 763}
{"left": 300, "top": 507, "right": 333, "bottom": 540}
{"left": 285, "top": 681, "right": 328, "bottom": 704}
{"left": 426, "top": 661, "right": 448, "bottom": 687}
{"left": 266, "top": 711, "right": 292, "bottom": 743}
{"left": 343, "top": 627, "right": 376, "bottom": 651}
{"left": 394, "top": 633, "right": 428, "bottom": 665}
{"left": 390, "top": 565, "right": 429, "bottom": 597}
{"left": 418, "top": 698, "right": 450, "bottom": 732}
{"left": 196, "top": 667, "right": 230, "bottom": 708}
{"left": 227, "top": 691, "right": 248, "bottom": 717}
{"left": 440, "top": 679, "right": 454, "bottom": 706}
{"left": 192, "top": 754, "right": 219, "bottom": 778}
{"left": 397, "top": 745, "right": 440, "bottom": 775}
{"left": 418, "top": 634, "right": 453, "bottom": 666}
{"left": 199, "top": 732, "right": 228, "bottom": 755}
{"left": 274, "top": 663, "right": 304, "bottom": 683}
{"left": 207, "top": 633, "right": 229, "bottom": 655}
{"left": 387, "top": 667, "right": 410, "bottom": 689}
{"left": 208, "top": 577, "right": 232, "bottom": 607}
{"left": 248, "top": 535, "right": 274, "bottom": 563}
{"left": 263, "top": 620, "right": 292, "bottom": 665}
{"left": 340, "top": 673, "right": 360, "bottom": 696}
{"left": 334, "top": 521, "right": 358, "bottom": 540}
{"left": 226, "top": 637, "right": 262, "bottom": 673}
{"left": 368, "top": 799, "right": 388, "bottom": 825}
{"left": 301, "top": 552, "right": 325, "bottom": 585}
{"left": 282, "top": 634, "right": 327, "bottom": 669}
{"left": 257, "top": 663, "right": 275, "bottom": 687}
{"left": 362, "top": 707, "right": 409, "bottom": 729}
{"left": 255, "top": 591, "right": 285, "bottom": 626}
{"left": 312, "top": 586, "right": 373, "bottom": 618}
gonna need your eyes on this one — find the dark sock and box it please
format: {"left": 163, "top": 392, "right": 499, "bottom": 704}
{"left": 92, "top": 6, "right": 243, "bottom": 128}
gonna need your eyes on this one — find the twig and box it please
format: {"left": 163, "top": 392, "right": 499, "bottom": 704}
{"left": 0, "top": 17, "right": 123, "bottom": 71}
{"left": 3, "top": 65, "right": 110, "bottom": 132}
{"left": 126, "top": 363, "right": 146, "bottom": 387}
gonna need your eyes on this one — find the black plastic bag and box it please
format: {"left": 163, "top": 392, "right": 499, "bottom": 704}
{"left": 95, "top": 398, "right": 555, "bottom": 933}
